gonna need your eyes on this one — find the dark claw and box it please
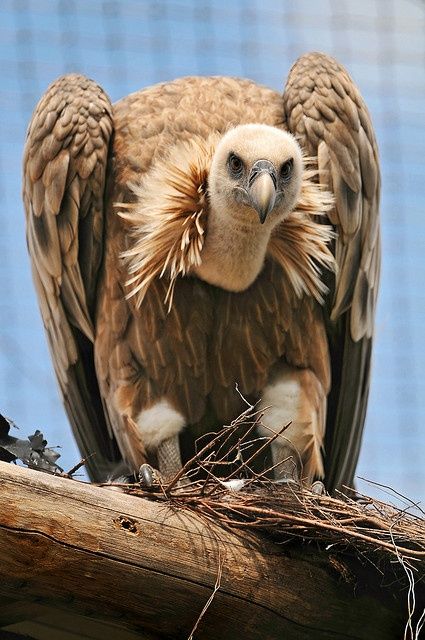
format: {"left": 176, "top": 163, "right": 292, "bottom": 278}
{"left": 138, "top": 463, "right": 156, "bottom": 487}
{"left": 311, "top": 480, "right": 326, "bottom": 495}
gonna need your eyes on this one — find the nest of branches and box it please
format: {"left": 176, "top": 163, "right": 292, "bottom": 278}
{"left": 106, "top": 404, "right": 425, "bottom": 572}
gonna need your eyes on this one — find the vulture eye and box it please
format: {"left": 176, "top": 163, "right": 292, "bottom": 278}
{"left": 280, "top": 158, "right": 293, "bottom": 180}
{"left": 228, "top": 153, "right": 244, "bottom": 177}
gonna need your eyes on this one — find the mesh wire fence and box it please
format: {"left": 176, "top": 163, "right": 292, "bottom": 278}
{"left": 0, "top": 0, "right": 424, "bottom": 502}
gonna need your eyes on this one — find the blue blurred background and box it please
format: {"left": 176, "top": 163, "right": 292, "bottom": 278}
{"left": 0, "top": 0, "right": 424, "bottom": 505}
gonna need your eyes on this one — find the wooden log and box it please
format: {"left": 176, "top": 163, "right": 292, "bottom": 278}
{"left": 0, "top": 462, "right": 413, "bottom": 639}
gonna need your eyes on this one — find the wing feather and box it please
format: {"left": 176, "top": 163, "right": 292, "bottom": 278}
{"left": 23, "top": 74, "right": 120, "bottom": 480}
{"left": 283, "top": 53, "right": 381, "bottom": 491}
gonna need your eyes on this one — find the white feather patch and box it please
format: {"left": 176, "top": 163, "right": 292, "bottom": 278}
{"left": 117, "top": 133, "right": 220, "bottom": 309}
{"left": 136, "top": 399, "right": 186, "bottom": 450}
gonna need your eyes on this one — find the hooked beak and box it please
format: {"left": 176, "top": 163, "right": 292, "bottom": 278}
{"left": 248, "top": 160, "right": 277, "bottom": 224}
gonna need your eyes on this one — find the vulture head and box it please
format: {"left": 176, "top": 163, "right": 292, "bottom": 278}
{"left": 195, "top": 124, "right": 304, "bottom": 290}
{"left": 208, "top": 124, "right": 303, "bottom": 227}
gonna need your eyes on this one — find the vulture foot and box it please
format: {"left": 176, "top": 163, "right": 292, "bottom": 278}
{"left": 257, "top": 364, "right": 325, "bottom": 486}
{"left": 138, "top": 434, "right": 190, "bottom": 489}
{"left": 271, "top": 441, "right": 302, "bottom": 483}
{"left": 138, "top": 463, "right": 159, "bottom": 488}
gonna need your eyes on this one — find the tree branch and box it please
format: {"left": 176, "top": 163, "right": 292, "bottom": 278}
{"left": 0, "top": 462, "right": 419, "bottom": 639}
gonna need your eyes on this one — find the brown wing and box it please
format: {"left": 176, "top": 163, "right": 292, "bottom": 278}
{"left": 23, "top": 74, "right": 121, "bottom": 480}
{"left": 283, "top": 52, "right": 381, "bottom": 492}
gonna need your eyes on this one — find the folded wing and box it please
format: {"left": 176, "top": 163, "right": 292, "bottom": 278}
{"left": 283, "top": 53, "right": 381, "bottom": 491}
{"left": 23, "top": 74, "right": 121, "bottom": 479}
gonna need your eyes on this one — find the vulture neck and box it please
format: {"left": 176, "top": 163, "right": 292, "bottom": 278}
{"left": 194, "top": 206, "right": 273, "bottom": 291}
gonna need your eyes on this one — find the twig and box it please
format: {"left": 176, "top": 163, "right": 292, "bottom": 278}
{"left": 66, "top": 454, "right": 94, "bottom": 477}
{"left": 187, "top": 549, "right": 224, "bottom": 640}
{"left": 223, "top": 420, "right": 292, "bottom": 482}
{"left": 357, "top": 477, "right": 425, "bottom": 518}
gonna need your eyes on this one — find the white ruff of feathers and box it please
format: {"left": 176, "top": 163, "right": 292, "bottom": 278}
{"left": 119, "top": 133, "right": 335, "bottom": 310}
{"left": 268, "top": 167, "right": 335, "bottom": 303}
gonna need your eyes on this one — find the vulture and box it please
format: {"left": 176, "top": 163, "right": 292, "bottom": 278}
{"left": 23, "top": 52, "right": 380, "bottom": 493}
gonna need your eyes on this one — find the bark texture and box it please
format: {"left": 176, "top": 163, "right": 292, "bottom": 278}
{"left": 0, "top": 462, "right": 412, "bottom": 639}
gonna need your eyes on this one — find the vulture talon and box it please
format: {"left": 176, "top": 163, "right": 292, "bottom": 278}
{"left": 138, "top": 463, "right": 158, "bottom": 488}
{"left": 311, "top": 480, "right": 326, "bottom": 495}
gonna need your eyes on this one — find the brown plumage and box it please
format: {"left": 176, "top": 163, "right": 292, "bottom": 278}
{"left": 23, "top": 53, "right": 380, "bottom": 492}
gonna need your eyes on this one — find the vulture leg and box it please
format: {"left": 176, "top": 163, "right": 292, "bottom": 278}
{"left": 156, "top": 434, "right": 184, "bottom": 481}
{"left": 257, "top": 364, "right": 326, "bottom": 486}
{"left": 133, "top": 399, "right": 186, "bottom": 484}
{"left": 137, "top": 434, "right": 183, "bottom": 488}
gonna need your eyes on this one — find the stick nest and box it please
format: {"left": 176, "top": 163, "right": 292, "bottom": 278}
{"left": 107, "top": 405, "right": 425, "bottom": 570}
